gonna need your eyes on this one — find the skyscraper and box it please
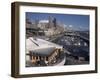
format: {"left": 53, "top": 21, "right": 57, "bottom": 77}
{"left": 48, "top": 16, "right": 54, "bottom": 28}
{"left": 53, "top": 18, "right": 57, "bottom": 28}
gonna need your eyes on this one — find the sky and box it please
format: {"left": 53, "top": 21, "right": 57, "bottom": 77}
{"left": 26, "top": 12, "right": 89, "bottom": 31}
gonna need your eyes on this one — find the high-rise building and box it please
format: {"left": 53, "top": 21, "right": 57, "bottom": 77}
{"left": 48, "top": 16, "right": 54, "bottom": 28}
{"left": 35, "top": 19, "right": 39, "bottom": 28}
{"left": 53, "top": 18, "right": 57, "bottom": 28}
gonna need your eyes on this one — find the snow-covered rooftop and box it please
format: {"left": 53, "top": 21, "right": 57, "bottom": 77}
{"left": 39, "top": 20, "right": 49, "bottom": 23}
{"left": 26, "top": 37, "right": 63, "bottom": 54}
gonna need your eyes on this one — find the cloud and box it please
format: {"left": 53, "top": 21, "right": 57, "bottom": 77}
{"left": 69, "top": 25, "right": 73, "bottom": 28}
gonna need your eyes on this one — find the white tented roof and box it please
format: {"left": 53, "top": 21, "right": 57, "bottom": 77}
{"left": 26, "top": 37, "right": 62, "bottom": 54}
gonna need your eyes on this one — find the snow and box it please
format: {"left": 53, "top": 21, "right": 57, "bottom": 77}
{"left": 39, "top": 20, "right": 49, "bottom": 23}
{"left": 26, "top": 37, "right": 63, "bottom": 54}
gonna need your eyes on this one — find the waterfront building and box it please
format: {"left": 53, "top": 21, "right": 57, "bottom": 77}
{"left": 26, "top": 37, "right": 66, "bottom": 66}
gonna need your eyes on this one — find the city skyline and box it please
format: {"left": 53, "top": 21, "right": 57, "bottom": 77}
{"left": 26, "top": 12, "right": 89, "bottom": 31}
